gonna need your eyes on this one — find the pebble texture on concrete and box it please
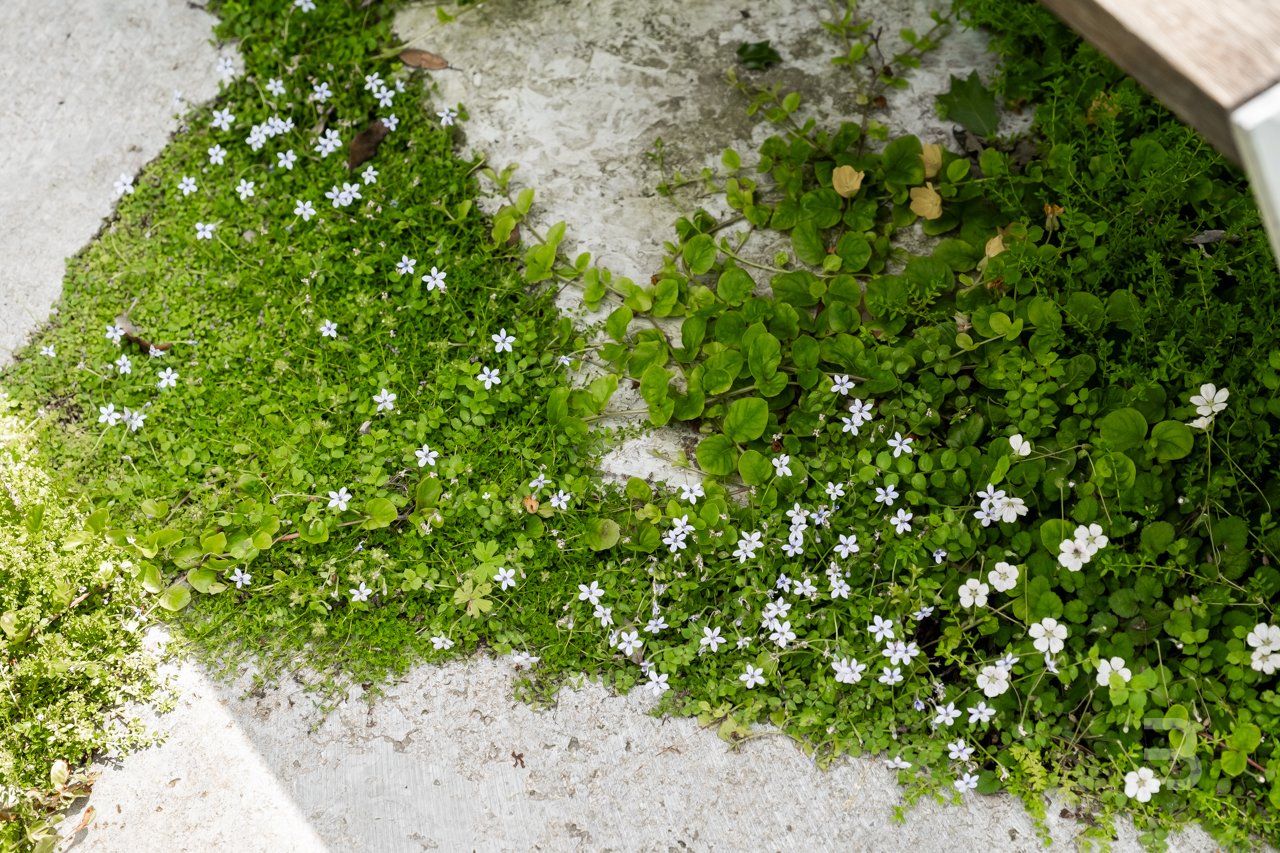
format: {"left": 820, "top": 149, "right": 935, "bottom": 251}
{"left": 2, "top": 1, "right": 1228, "bottom": 851}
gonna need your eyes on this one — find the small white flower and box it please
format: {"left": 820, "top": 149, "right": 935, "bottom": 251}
{"left": 349, "top": 582, "right": 372, "bottom": 603}
{"left": 491, "top": 329, "right": 515, "bottom": 353}
{"left": 294, "top": 199, "right": 317, "bottom": 221}
{"left": 1124, "top": 767, "right": 1161, "bottom": 803}
{"left": 645, "top": 614, "right": 668, "bottom": 634}
{"left": 437, "top": 106, "right": 458, "bottom": 126}
{"left": 327, "top": 487, "right": 352, "bottom": 511}
{"left": 772, "top": 454, "right": 792, "bottom": 477}
{"left": 112, "top": 174, "right": 133, "bottom": 198}
{"left": 98, "top": 403, "right": 122, "bottom": 426}
{"left": 211, "top": 108, "right": 234, "bottom": 131}
{"left": 887, "top": 432, "right": 914, "bottom": 457}
{"left": 178, "top": 176, "right": 197, "bottom": 196}
{"left": 195, "top": 222, "right": 215, "bottom": 240}
{"left": 266, "top": 77, "right": 286, "bottom": 96}
{"left": 955, "top": 773, "right": 979, "bottom": 792}
{"left": 874, "top": 483, "right": 898, "bottom": 506}
{"left": 415, "top": 444, "right": 439, "bottom": 467}
{"left": 947, "top": 739, "right": 974, "bottom": 761}
{"left": 123, "top": 408, "right": 146, "bottom": 432}
{"left": 230, "top": 567, "right": 252, "bottom": 589}
{"left": 319, "top": 319, "right": 338, "bottom": 338}
{"left": 215, "top": 56, "right": 236, "bottom": 80}
{"left": 373, "top": 388, "right": 396, "bottom": 412}
{"left": 1058, "top": 538, "right": 1086, "bottom": 572}
{"left": 834, "top": 533, "right": 859, "bottom": 559}
{"left": 733, "top": 531, "right": 762, "bottom": 563}
{"left": 825, "top": 481, "right": 846, "bottom": 501}
{"left": 739, "top": 665, "right": 766, "bottom": 689}
{"left": 431, "top": 635, "right": 454, "bottom": 651}
{"left": 878, "top": 666, "right": 903, "bottom": 685}
{"left": 312, "top": 81, "right": 333, "bottom": 103}
{"left": 700, "top": 626, "right": 725, "bottom": 653}
{"left": 832, "top": 657, "right": 866, "bottom": 684}
{"left": 616, "top": 630, "right": 642, "bottom": 656}
{"left": 577, "top": 581, "right": 603, "bottom": 606}
{"left": 106, "top": 324, "right": 125, "bottom": 345}
{"left": 1189, "top": 383, "right": 1229, "bottom": 418}
{"left": 869, "top": 615, "right": 894, "bottom": 642}
{"left": 277, "top": 149, "right": 298, "bottom": 171}
{"left": 830, "top": 374, "right": 855, "bottom": 395}
{"left": 478, "top": 367, "right": 501, "bottom": 390}
{"left": 646, "top": 671, "right": 670, "bottom": 697}
{"left": 40, "top": 345, "right": 55, "bottom": 358}
{"left": 422, "top": 266, "right": 448, "bottom": 292}
{"left": 1009, "top": 433, "right": 1032, "bottom": 457}
{"left": 362, "top": 165, "right": 379, "bottom": 184}
{"left": 156, "top": 367, "right": 179, "bottom": 390}
{"left": 886, "top": 755, "right": 911, "bottom": 770}
{"left": 891, "top": 508, "right": 913, "bottom": 535}
{"left": 396, "top": 255, "right": 417, "bottom": 276}
{"left": 958, "top": 579, "right": 989, "bottom": 609}
{"left": 976, "top": 665, "right": 1009, "bottom": 698}
{"left": 236, "top": 179, "right": 255, "bottom": 201}
{"left": 529, "top": 473, "right": 550, "bottom": 491}
{"left": 769, "top": 621, "right": 797, "bottom": 648}
{"left": 207, "top": 144, "right": 227, "bottom": 165}
{"left": 549, "top": 490, "right": 571, "bottom": 510}
{"left": 494, "top": 567, "right": 516, "bottom": 590}
{"left": 1029, "top": 617, "right": 1068, "bottom": 655}
{"left": 1096, "top": 656, "right": 1132, "bottom": 687}
{"left": 969, "top": 702, "right": 996, "bottom": 724}
{"left": 988, "top": 561, "right": 1019, "bottom": 592}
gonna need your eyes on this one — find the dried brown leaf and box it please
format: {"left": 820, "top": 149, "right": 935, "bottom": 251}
{"left": 400, "top": 48, "right": 450, "bottom": 70}
{"left": 909, "top": 183, "right": 942, "bottom": 220}
{"left": 71, "top": 805, "right": 96, "bottom": 835}
{"left": 832, "top": 165, "right": 865, "bottom": 198}
{"left": 347, "top": 119, "right": 390, "bottom": 170}
{"left": 921, "top": 143, "right": 943, "bottom": 179}
{"left": 522, "top": 495, "right": 539, "bottom": 513}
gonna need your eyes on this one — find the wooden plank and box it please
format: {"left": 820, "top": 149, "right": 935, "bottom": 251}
{"left": 1233, "top": 83, "right": 1280, "bottom": 264}
{"left": 1040, "top": 0, "right": 1280, "bottom": 164}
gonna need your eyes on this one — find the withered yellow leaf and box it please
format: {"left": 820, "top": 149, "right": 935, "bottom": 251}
{"left": 921, "top": 143, "right": 943, "bottom": 179}
{"left": 522, "top": 495, "right": 539, "bottom": 513}
{"left": 985, "top": 234, "right": 1006, "bottom": 259}
{"left": 909, "top": 183, "right": 942, "bottom": 220}
{"left": 832, "top": 165, "right": 865, "bottom": 198}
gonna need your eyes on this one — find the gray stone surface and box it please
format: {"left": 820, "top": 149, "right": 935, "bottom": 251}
{"left": 0, "top": 0, "right": 1230, "bottom": 851}
{"left": 0, "top": 1, "right": 228, "bottom": 364}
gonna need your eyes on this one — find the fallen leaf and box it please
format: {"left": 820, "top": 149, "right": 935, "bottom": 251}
{"left": 985, "top": 234, "right": 1006, "bottom": 259}
{"left": 832, "top": 165, "right": 864, "bottom": 198}
{"left": 1184, "top": 229, "right": 1230, "bottom": 245}
{"left": 71, "top": 805, "right": 95, "bottom": 835}
{"left": 400, "top": 48, "right": 450, "bottom": 70}
{"left": 347, "top": 119, "right": 389, "bottom": 170}
{"left": 522, "top": 495, "right": 539, "bottom": 513}
{"left": 909, "top": 183, "right": 942, "bottom": 220}
{"left": 115, "top": 313, "right": 172, "bottom": 353}
{"left": 921, "top": 143, "right": 943, "bottom": 179}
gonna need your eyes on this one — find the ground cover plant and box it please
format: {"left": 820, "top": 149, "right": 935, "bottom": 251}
{"left": 1, "top": 0, "right": 1278, "bottom": 849}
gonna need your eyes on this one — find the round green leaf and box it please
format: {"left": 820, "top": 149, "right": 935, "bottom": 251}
{"left": 1150, "top": 420, "right": 1194, "bottom": 461}
{"left": 723, "top": 397, "right": 769, "bottom": 442}
{"left": 738, "top": 449, "right": 772, "bottom": 485}
{"left": 158, "top": 586, "right": 192, "bottom": 612}
{"left": 682, "top": 234, "right": 718, "bottom": 276}
{"left": 696, "top": 434, "right": 738, "bottom": 476}
{"left": 363, "top": 497, "right": 398, "bottom": 530}
{"left": 717, "top": 267, "right": 756, "bottom": 305}
{"left": 1098, "top": 407, "right": 1148, "bottom": 451}
{"left": 585, "top": 518, "right": 621, "bottom": 551}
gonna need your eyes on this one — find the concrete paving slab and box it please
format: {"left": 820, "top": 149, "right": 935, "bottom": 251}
{"left": 0, "top": 0, "right": 1234, "bottom": 851}
{"left": 0, "top": 1, "right": 228, "bottom": 363}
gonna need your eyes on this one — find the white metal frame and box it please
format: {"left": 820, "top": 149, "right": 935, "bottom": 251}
{"left": 1232, "top": 82, "right": 1280, "bottom": 265}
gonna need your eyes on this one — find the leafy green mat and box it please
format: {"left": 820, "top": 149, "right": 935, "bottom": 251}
{"left": 2, "top": 0, "right": 1278, "bottom": 850}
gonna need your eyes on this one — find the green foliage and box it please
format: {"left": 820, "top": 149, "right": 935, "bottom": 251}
{"left": 4, "top": 0, "right": 1280, "bottom": 850}
{"left": 736, "top": 41, "right": 782, "bottom": 71}
{"left": 0, "top": 405, "right": 164, "bottom": 850}
{"left": 936, "top": 70, "right": 999, "bottom": 137}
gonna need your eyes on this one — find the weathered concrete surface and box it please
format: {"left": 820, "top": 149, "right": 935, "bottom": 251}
{"left": 0, "top": 0, "right": 1230, "bottom": 851}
